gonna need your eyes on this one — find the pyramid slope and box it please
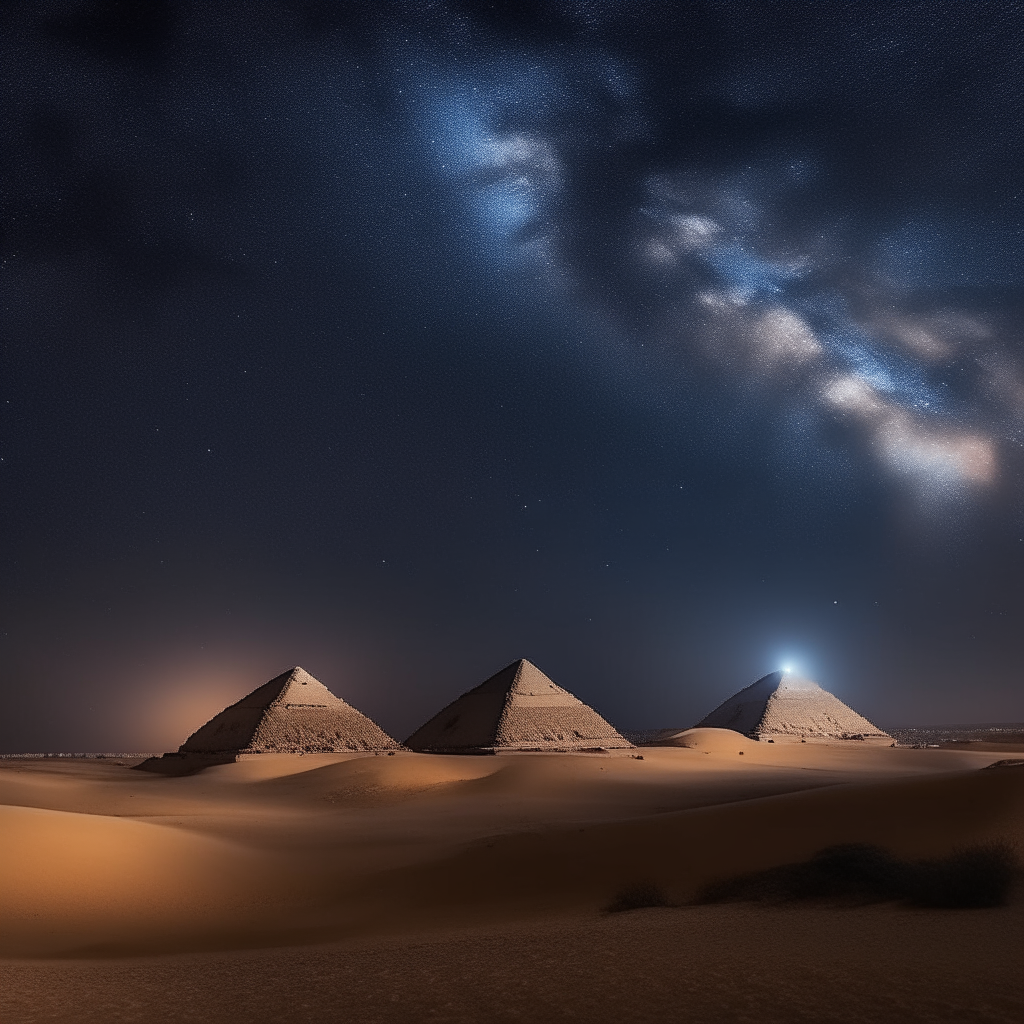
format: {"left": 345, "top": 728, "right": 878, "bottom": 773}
{"left": 405, "top": 659, "right": 633, "bottom": 753}
{"left": 696, "top": 672, "right": 893, "bottom": 744}
{"left": 180, "top": 667, "right": 400, "bottom": 754}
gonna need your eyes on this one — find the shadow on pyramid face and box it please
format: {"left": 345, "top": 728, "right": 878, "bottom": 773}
{"left": 404, "top": 658, "right": 633, "bottom": 755}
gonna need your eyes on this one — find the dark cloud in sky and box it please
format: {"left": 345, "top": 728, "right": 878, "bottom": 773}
{"left": 3, "top": 2, "right": 1024, "bottom": 753}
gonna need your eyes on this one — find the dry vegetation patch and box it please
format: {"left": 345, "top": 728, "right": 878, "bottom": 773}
{"left": 697, "top": 842, "right": 1019, "bottom": 909}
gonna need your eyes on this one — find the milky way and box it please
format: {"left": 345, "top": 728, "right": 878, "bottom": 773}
{"left": 4, "top": 2, "right": 1024, "bottom": 748}
{"left": 401, "top": 4, "right": 1024, "bottom": 505}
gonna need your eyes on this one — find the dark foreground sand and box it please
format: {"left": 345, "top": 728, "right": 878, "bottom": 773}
{"left": 2, "top": 735, "right": 1022, "bottom": 1022}
{"left": 5, "top": 901, "right": 1024, "bottom": 1024}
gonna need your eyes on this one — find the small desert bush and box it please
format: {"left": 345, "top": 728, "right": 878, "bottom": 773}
{"left": 697, "top": 842, "right": 1018, "bottom": 909}
{"left": 605, "top": 882, "right": 671, "bottom": 913}
{"left": 910, "top": 844, "right": 1018, "bottom": 908}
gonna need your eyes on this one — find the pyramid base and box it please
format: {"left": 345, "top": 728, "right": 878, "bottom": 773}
{"left": 751, "top": 733, "right": 895, "bottom": 745}
{"left": 411, "top": 743, "right": 634, "bottom": 755}
{"left": 135, "top": 750, "right": 395, "bottom": 775}
{"left": 134, "top": 752, "right": 239, "bottom": 775}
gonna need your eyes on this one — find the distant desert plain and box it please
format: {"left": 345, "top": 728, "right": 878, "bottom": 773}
{"left": 3, "top": 733, "right": 1024, "bottom": 1023}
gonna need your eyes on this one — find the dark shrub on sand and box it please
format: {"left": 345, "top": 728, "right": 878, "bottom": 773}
{"left": 605, "top": 882, "right": 670, "bottom": 913}
{"left": 910, "top": 845, "right": 1018, "bottom": 908}
{"left": 697, "top": 842, "right": 1017, "bottom": 909}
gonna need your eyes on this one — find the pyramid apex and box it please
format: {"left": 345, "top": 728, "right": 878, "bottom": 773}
{"left": 777, "top": 671, "right": 822, "bottom": 691}
{"left": 502, "top": 658, "right": 532, "bottom": 677}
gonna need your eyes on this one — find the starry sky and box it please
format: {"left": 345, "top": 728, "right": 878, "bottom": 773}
{"left": 4, "top": 1, "right": 1024, "bottom": 753}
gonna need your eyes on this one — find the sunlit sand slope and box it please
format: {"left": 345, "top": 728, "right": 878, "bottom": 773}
{"left": 0, "top": 805, "right": 275, "bottom": 956}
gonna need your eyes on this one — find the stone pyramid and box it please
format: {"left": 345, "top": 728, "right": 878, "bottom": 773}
{"left": 405, "top": 658, "right": 633, "bottom": 754}
{"left": 695, "top": 671, "right": 893, "bottom": 744}
{"left": 177, "top": 666, "right": 401, "bottom": 754}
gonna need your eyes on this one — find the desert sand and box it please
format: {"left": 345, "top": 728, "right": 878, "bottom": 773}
{"left": 2, "top": 735, "right": 1023, "bottom": 1023}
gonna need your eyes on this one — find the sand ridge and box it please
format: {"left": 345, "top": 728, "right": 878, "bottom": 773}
{"left": 350, "top": 761, "right": 1024, "bottom": 930}
{"left": 1, "top": 741, "right": 1015, "bottom": 961}
{"left": 3, "top": 740, "right": 1022, "bottom": 1022}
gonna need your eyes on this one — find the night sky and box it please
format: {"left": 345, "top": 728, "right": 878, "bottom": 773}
{"left": 4, "top": 1, "right": 1024, "bottom": 754}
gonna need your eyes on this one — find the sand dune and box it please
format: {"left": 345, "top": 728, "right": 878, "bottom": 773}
{"left": 355, "top": 762, "right": 1024, "bottom": 930}
{"left": 0, "top": 805, "right": 275, "bottom": 957}
{"left": 252, "top": 751, "right": 502, "bottom": 806}
{"left": 1, "top": 740, "right": 1021, "bottom": 1020}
